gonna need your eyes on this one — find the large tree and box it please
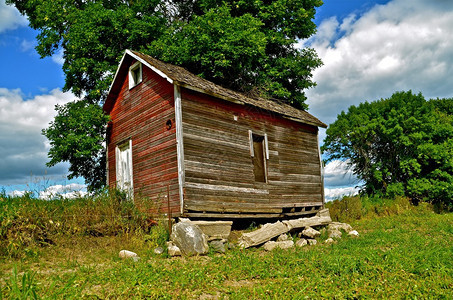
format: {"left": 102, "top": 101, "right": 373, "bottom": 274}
{"left": 9, "top": 0, "right": 323, "bottom": 190}
{"left": 322, "top": 91, "right": 453, "bottom": 208}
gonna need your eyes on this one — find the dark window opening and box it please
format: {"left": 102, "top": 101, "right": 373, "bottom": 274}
{"left": 252, "top": 134, "right": 266, "bottom": 182}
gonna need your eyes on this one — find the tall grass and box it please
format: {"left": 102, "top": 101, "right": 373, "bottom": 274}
{"left": 0, "top": 194, "right": 451, "bottom": 298}
{"left": 326, "top": 195, "right": 417, "bottom": 223}
{"left": 0, "top": 189, "right": 166, "bottom": 259}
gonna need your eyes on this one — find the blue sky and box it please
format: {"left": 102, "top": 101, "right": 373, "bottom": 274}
{"left": 1, "top": 0, "right": 453, "bottom": 200}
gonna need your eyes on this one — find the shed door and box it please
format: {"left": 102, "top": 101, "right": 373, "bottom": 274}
{"left": 116, "top": 140, "right": 133, "bottom": 198}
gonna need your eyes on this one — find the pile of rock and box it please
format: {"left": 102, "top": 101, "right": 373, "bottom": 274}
{"left": 122, "top": 208, "right": 359, "bottom": 258}
{"left": 244, "top": 211, "right": 360, "bottom": 252}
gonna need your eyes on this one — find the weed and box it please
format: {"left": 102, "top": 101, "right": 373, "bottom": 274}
{"left": 4, "top": 265, "right": 39, "bottom": 300}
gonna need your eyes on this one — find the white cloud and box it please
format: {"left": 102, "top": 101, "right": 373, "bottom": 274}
{"left": 20, "top": 39, "right": 35, "bottom": 52}
{"left": 39, "top": 183, "right": 88, "bottom": 200}
{"left": 324, "top": 159, "right": 359, "bottom": 187}
{"left": 0, "top": 0, "right": 27, "bottom": 33}
{"left": 0, "top": 88, "right": 77, "bottom": 184}
{"left": 9, "top": 190, "right": 26, "bottom": 197}
{"left": 305, "top": 0, "right": 453, "bottom": 126}
{"left": 325, "top": 186, "right": 360, "bottom": 202}
{"left": 51, "top": 49, "right": 64, "bottom": 65}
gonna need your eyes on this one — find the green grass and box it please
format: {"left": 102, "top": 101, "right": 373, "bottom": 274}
{"left": 0, "top": 195, "right": 452, "bottom": 299}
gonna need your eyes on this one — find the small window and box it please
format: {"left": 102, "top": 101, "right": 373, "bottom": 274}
{"left": 249, "top": 131, "right": 268, "bottom": 183}
{"left": 128, "top": 61, "right": 142, "bottom": 89}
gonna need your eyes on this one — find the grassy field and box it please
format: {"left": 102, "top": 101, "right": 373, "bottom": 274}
{"left": 0, "top": 194, "right": 452, "bottom": 299}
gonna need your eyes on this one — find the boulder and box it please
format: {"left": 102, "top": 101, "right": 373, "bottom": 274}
{"left": 324, "top": 238, "right": 336, "bottom": 244}
{"left": 295, "top": 239, "right": 308, "bottom": 247}
{"left": 209, "top": 240, "right": 226, "bottom": 253}
{"left": 328, "top": 222, "right": 353, "bottom": 233}
{"left": 328, "top": 229, "right": 342, "bottom": 239}
{"left": 307, "top": 239, "right": 317, "bottom": 246}
{"left": 277, "top": 233, "right": 290, "bottom": 242}
{"left": 263, "top": 240, "right": 294, "bottom": 251}
{"left": 119, "top": 250, "right": 138, "bottom": 259}
{"left": 170, "top": 222, "right": 209, "bottom": 256}
{"left": 166, "top": 241, "right": 182, "bottom": 257}
{"left": 154, "top": 247, "right": 164, "bottom": 255}
{"left": 348, "top": 230, "right": 359, "bottom": 237}
{"left": 300, "top": 227, "right": 321, "bottom": 239}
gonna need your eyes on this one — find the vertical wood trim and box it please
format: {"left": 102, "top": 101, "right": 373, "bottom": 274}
{"left": 174, "top": 84, "right": 185, "bottom": 215}
{"left": 129, "top": 139, "right": 134, "bottom": 201}
{"left": 317, "top": 131, "right": 325, "bottom": 205}
{"left": 264, "top": 133, "right": 269, "bottom": 160}
{"left": 115, "top": 146, "right": 120, "bottom": 187}
{"left": 248, "top": 130, "right": 254, "bottom": 157}
{"left": 106, "top": 142, "right": 109, "bottom": 186}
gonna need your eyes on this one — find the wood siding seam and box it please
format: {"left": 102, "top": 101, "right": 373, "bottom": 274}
{"left": 174, "top": 84, "right": 185, "bottom": 215}
{"left": 185, "top": 182, "right": 269, "bottom": 194}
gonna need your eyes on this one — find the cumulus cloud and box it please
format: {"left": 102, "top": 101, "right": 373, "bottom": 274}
{"left": 51, "top": 49, "right": 64, "bottom": 65}
{"left": 0, "top": 0, "right": 27, "bottom": 33}
{"left": 0, "top": 88, "right": 77, "bottom": 185}
{"left": 39, "top": 183, "right": 88, "bottom": 200}
{"left": 304, "top": 0, "right": 453, "bottom": 125}
{"left": 325, "top": 186, "right": 360, "bottom": 202}
{"left": 324, "top": 160, "right": 359, "bottom": 187}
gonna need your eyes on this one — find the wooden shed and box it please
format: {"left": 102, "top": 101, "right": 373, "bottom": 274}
{"left": 103, "top": 50, "right": 327, "bottom": 218}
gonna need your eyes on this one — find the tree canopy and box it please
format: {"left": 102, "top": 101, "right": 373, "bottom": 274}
{"left": 8, "top": 0, "right": 323, "bottom": 189}
{"left": 9, "top": 0, "right": 322, "bottom": 106}
{"left": 322, "top": 91, "right": 453, "bottom": 208}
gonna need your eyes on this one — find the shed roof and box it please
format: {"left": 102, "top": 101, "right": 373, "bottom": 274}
{"left": 104, "top": 50, "right": 327, "bottom": 128}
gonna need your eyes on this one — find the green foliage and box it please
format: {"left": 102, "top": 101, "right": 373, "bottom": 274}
{"left": 149, "top": 0, "right": 323, "bottom": 107}
{"left": 42, "top": 101, "right": 110, "bottom": 190}
{"left": 4, "top": 265, "right": 39, "bottom": 300}
{"left": 0, "top": 190, "right": 159, "bottom": 259}
{"left": 326, "top": 195, "right": 412, "bottom": 223}
{"left": 7, "top": 0, "right": 322, "bottom": 189}
{"left": 323, "top": 91, "right": 453, "bottom": 208}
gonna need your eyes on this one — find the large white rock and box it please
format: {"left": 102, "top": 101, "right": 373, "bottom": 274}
{"left": 170, "top": 222, "right": 209, "bottom": 256}
{"left": 166, "top": 241, "right": 182, "bottom": 256}
{"left": 328, "top": 222, "right": 353, "bottom": 233}
{"left": 307, "top": 239, "right": 317, "bottom": 245}
{"left": 295, "top": 239, "right": 308, "bottom": 247}
{"left": 119, "top": 250, "right": 138, "bottom": 259}
{"left": 348, "top": 230, "right": 359, "bottom": 237}
{"left": 277, "top": 233, "right": 290, "bottom": 242}
{"left": 324, "top": 238, "right": 336, "bottom": 244}
{"left": 301, "top": 227, "right": 321, "bottom": 239}
{"left": 328, "top": 229, "right": 342, "bottom": 239}
{"left": 263, "top": 240, "right": 294, "bottom": 251}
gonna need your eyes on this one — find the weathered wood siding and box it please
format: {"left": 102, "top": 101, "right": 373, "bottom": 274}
{"left": 107, "top": 61, "right": 180, "bottom": 215}
{"left": 181, "top": 88, "right": 323, "bottom": 217}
